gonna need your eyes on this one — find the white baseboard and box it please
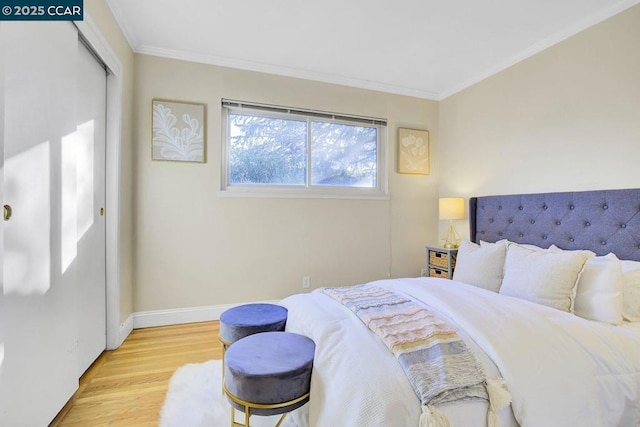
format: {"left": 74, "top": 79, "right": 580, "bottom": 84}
{"left": 132, "top": 300, "right": 281, "bottom": 329}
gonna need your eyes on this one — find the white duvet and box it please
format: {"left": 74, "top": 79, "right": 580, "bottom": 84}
{"left": 280, "top": 277, "right": 640, "bottom": 427}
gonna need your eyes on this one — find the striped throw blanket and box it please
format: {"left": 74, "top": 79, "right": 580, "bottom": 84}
{"left": 318, "top": 284, "right": 510, "bottom": 427}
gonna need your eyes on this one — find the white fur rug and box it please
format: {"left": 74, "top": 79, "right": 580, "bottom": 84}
{"left": 160, "top": 359, "right": 306, "bottom": 427}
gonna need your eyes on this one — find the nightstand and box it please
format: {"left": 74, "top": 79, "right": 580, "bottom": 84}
{"left": 425, "top": 246, "right": 458, "bottom": 279}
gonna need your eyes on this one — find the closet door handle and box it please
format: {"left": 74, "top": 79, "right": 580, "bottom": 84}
{"left": 3, "top": 204, "right": 12, "bottom": 221}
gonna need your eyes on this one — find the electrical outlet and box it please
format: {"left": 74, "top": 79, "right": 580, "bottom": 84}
{"left": 302, "top": 276, "right": 310, "bottom": 289}
{"left": 420, "top": 268, "right": 428, "bottom": 277}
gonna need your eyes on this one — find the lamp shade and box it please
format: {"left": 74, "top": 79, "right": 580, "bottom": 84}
{"left": 439, "top": 197, "right": 465, "bottom": 220}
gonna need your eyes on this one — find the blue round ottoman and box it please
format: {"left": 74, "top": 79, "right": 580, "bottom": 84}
{"left": 223, "top": 331, "right": 315, "bottom": 427}
{"left": 219, "top": 304, "right": 288, "bottom": 395}
{"left": 219, "top": 303, "right": 288, "bottom": 347}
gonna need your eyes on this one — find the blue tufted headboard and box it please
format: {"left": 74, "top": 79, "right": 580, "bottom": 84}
{"left": 470, "top": 188, "right": 640, "bottom": 261}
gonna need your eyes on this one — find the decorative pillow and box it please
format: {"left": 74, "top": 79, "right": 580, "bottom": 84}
{"left": 621, "top": 260, "right": 640, "bottom": 322}
{"left": 499, "top": 244, "right": 591, "bottom": 312}
{"left": 493, "top": 239, "right": 546, "bottom": 251}
{"left": 452, "top": 240, "right": 508, "bottom": 292}
{"left": 549, "top": 246, "right": 623, "bottom": 325}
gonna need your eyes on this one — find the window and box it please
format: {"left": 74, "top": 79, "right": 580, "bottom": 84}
{"left": 221, "top": 100, "right": 387, "bottom": 198}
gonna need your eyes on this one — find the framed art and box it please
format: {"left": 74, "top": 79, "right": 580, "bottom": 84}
{"left": 397, "top": 127, "right": 429, "bottom": 175}
{"left": 152, "top": 99, "right": 207, "bottom": 162}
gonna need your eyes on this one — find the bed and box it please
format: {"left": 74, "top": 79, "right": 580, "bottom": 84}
{"left": 279, "top": 188, "right": 640, "bottom": 427}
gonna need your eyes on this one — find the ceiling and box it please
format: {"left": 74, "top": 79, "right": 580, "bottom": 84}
{"left": 105, "top": 0, "right": 639, "bottom": 100}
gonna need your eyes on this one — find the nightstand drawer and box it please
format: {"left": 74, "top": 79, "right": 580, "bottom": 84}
{"left": 429, "top": 251, "right": 457, "bottom": 269}
{"left": 429, "top": 268, "right": 449, "bottom": 279}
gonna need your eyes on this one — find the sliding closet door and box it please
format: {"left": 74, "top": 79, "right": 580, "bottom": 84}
{"left": 76, "top": 40, "right": 107, "bottom": 376}
{"left": 0, "top": 22, "right": 79, "bottom": 426}
{"left": 0, "top": 23, "right": 5, "bottom": 424}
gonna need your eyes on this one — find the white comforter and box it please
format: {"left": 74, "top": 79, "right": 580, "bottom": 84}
{"left": 280, "top": 277, "right": 640, "bottom": 427}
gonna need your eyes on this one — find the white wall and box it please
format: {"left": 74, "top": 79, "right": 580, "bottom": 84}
{"left": 439, "top": 4, "right": 640, "bottom": 240}
{"left": 133, "top": 55, "right": 439, "bottom": 312}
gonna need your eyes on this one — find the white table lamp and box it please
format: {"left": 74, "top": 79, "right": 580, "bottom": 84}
{"left": 439, "top": 197, "right": 465, "bottom": 248}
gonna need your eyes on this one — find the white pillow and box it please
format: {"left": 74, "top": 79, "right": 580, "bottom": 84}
{"left": 549, "top": 246, "right": 623, "bottom": 325}
{"left": 621, "top": 260, "right": 640, "bottom": 322}
{"left": 452, "top": 240, "right": 508, "bottom": 292}
{"left": 499, "top": 244, "right": 591, "bottom": 312}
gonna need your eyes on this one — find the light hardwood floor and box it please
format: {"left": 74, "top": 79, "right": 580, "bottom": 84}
{"left": 52, "top": 321, "right": 222, "bottom": 427}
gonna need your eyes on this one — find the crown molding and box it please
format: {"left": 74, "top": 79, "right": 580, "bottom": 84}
{"left": 104, "top": 0, "right": 138, "bottom": 51}
{"left": 136, "top": 44, "right": 440, "bottom": 100}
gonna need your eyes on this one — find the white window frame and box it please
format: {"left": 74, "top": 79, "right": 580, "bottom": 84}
{"left": 220, "top": 100, "right": 388, "bottom": 199}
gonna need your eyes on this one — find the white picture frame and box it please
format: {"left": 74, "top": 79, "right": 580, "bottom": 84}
{"left": 152, "top": 99, "right": 207, "bottom": 163}
{"left": 397, "top": 127, "right": 429, "bottom": 175}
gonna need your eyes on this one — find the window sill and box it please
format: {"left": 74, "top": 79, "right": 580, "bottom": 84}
{"left": 217, "top": 186, "right": 390, "bottom": 200}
